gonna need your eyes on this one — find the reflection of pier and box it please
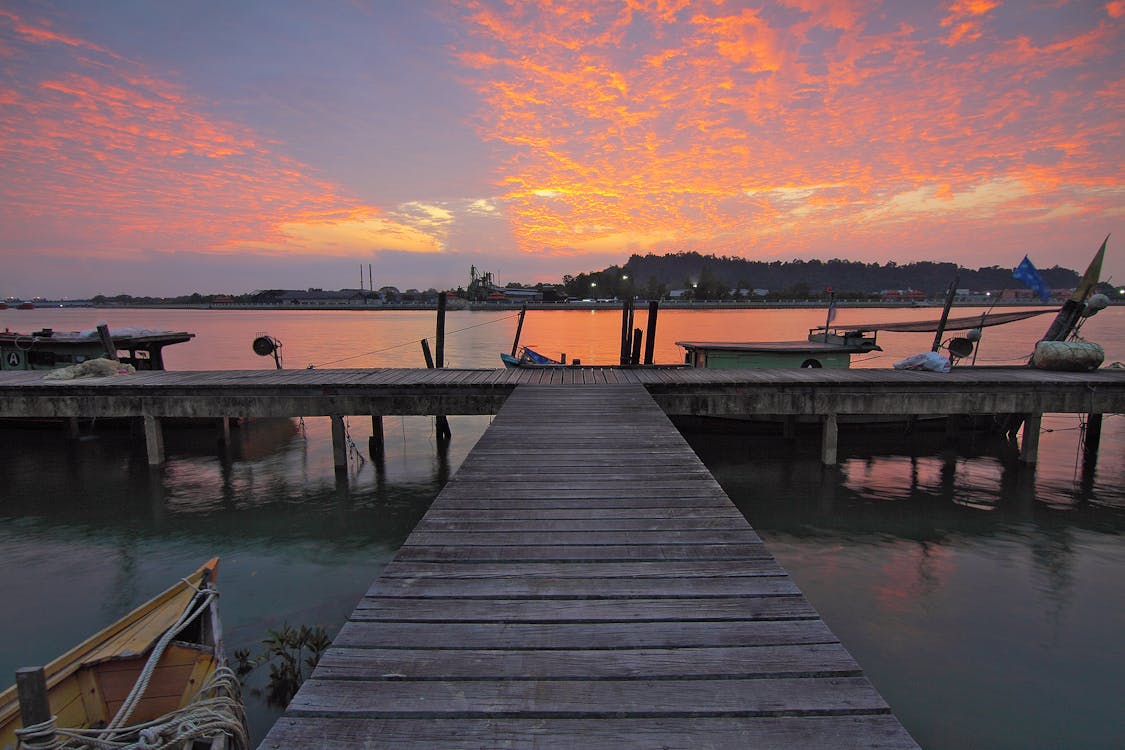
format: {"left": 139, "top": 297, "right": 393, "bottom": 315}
{"left": 261, "top": 384, "right": 920, "bottom": 748}
{"left": 0, "top": 366, "right": 1121, "bottom": 467}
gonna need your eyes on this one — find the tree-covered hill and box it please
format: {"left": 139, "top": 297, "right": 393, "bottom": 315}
{"left": 560, "top": 252, "right": 1081, "bottom": 300}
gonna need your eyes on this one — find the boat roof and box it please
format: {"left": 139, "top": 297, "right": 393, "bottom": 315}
{"left": 0, "top": 329, "right": 194, "bottom": 346}
{"left": 814, "top": 308, "right": 1059, "bottom": 334}
{"left": 676, "top": 340, "right": 868, "bottom": 354}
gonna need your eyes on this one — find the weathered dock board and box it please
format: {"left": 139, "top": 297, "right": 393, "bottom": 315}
{"left": 258, "top": 384, "right": 920, "bottom": 749}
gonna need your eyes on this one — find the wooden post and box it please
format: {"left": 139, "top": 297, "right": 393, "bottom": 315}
{"left": 330, "top": 415, "right": 347, "bottom": 471}
{"left": 630, "top": 328, "right": 643, "bottom": 366}
{"left": 435, "top": 293, "right": 446, "bottom": 369}
{"left": 217, "top": 416, "right": 231, "bottom": 447}
{"left": 643, "top": 300, "right": 659, "bottom": 364}
{"left": 96, "top": 322, "right": 118, "bottom": 361}
{"left": 143, "top": 415, "right": 165, "bottom": 466}
{"left": 511, "top": 305, "right": 526, "bottom": 357}
{"left": 1081, "top": 413, "right": 1102, "bottom": 478}
{"left": 422, "top": 329, "right": 451, "bottom": 441}
{"left": 821, "top": 413, "right": 838, "bottom": 465}
{"left": 619, "top": 299, "right": 632, "bottom": 365}
{"left": 1019, "top": 413, "right": 1042, "bottom": 464}
{"left": 370, "top": 415, "right": 385, "bottom": 461}
{"left": 16, "top": 667, "right": 53, "bottom": 743}
{"left": 1084, "top": 413, "right": 1103, "bottom": 458}
{"left": 66, "top": 417, "right": 80, "bottom": 440}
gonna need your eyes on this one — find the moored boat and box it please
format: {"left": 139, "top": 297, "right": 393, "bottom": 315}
{"left": 678, "top": 333, "right": 881, "bottom": 369}
{"left": 0, "top": 558, "right": 247, "bottom": 750}
{"left": 500, "top": 346, "right": 570, "bottom": 368}
{"left": 0, "top": 326, "right": 193, "bottom": 372}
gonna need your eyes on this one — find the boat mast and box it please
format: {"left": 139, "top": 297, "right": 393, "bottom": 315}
{"left": 1041, "top": 235, "right": 1107, "bottom": 342}
{"left": 931, "top": 275, "right": 959, "bottom": 352}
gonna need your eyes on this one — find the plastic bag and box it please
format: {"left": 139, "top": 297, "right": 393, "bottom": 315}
{"left": 893, "top": 352, "right": 951, "bottom": 372}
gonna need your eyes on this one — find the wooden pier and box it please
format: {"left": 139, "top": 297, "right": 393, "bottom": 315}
{"left": 259, "top": 384, "right": 920, "bottom": 748}
{"left": 0, "top": 366, "right": 1121, "bottom": 465}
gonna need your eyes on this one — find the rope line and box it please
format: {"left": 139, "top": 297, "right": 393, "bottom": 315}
{"left": 306, "top": 310, "right": 523, "bottom": 368}
{"left": 42, "top": 667, "right": 248, "bottom": 750}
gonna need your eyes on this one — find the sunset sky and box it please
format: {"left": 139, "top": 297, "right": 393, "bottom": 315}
{"left": 2, "top": 0, "right": 1122, "bottom": 298}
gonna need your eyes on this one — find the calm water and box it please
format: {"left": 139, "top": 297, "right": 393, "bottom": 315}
{"left": 1, "top": 305, "right": 1122, "bottom": 748}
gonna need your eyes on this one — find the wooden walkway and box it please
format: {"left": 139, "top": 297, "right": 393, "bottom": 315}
{"left": 259, "top": 384, "right": 919, "bottom": 749}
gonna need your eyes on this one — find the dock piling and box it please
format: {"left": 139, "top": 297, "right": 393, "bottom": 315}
{"left": 143, "top": 415, "right": 164, "bottom": 466}
{"left": 331, "top": 416, "right": 347, "bottom": 471}
{"left": 821, "top": 413, "right": 838, "bottom": 465}
{"left": 370, "top": 415, "right": 385, "bottom": 462}
{"left": 1019, "top": 413, "right": 1042, "bottom": 463}
{"left": 643, "top": 300, "right": 659, "bottom": 365}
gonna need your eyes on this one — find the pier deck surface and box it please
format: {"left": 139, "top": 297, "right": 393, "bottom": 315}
{"left": 258, "top": 384, "right": 919, "bottom": 749}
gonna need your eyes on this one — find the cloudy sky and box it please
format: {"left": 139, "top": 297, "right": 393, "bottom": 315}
{"left": 2, "top": 0, "right": 1122, "bottom": 298}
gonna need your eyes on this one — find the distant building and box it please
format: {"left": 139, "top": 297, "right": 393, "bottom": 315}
{"left": 880, "top": 289, "right": 926, "bottom": 302}
{"left": 250, "top": 288, "right": 383, "bottom": 306}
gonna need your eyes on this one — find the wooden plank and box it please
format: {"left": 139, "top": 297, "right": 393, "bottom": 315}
{"left": 350, "top": 595, "right": 815, "bottom": 621}
{"left": 378, "top": 559, "right": 789, "bottom": 578}
{"left": 364, "top": 576, "right": 800, "bottom": 598}
{"left": 284, "top": 676, "right": 889, "bottom": 716}
{"left": 262, "top": 716, "right": 919, "bottom": 749}
{"left": 392, "top": 543, "right": 771, "bottom": 561}
{"left": 412, "top": 517, "right": 755, "bottom": 532}
{"left": 315, "top": 642, "right": 855, "bottom": 677}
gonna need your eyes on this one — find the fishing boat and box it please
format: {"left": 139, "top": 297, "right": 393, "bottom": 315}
{"left": 0, "top": 558, "right": 248, "bottom": 750}
{"left": 500, "top": 346, "right": 570, "bottom": 368}
{"left": 0, "top": 326, "right": 193, "bottom": 372}
{"left": 678, "top": 330, "right": 882, "bottom": 369}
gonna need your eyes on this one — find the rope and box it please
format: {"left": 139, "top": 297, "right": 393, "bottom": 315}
{"left": 104, "top": 587, "right": 216, "bottom": 732}
{"left": 15, "top": 716, "right": 60, "bottom": 749}
{"left": 48, "top": 667, "right": 248, "bottom": 750}
{"left": 306, "top": 310, "right": 524, "bottom": 368}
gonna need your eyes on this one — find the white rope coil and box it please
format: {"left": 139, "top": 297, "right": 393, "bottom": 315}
{"left": 15, "top": 716, "right": 60, "bottom": 750}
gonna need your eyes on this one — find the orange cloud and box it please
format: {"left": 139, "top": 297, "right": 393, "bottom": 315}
{"left": 0, "top": 10, "right": 441, "bottom": 260}
{"left": 454, "top": 0, "right": 1123, "bottom": 261}
{"left": 941, "top": 0, "right": 999, "bottom": 46}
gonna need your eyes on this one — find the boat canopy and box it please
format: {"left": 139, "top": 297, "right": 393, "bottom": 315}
{"left": 815, "top": 308, "right": 1059, "bottom": 334}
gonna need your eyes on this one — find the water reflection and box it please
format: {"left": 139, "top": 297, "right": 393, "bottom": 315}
{"left": 682, "top": 421, "right": 1125, "bottom": 749}
{"left": 0, "top": 415, "right": 489, "bottom": 742}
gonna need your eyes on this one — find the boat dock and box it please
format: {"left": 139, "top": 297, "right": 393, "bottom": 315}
{"left": 0, "top": 366, "right": 1122, "bottom": 465}
{"left": 259, "top": 383, "right": 920, "bottom": 748}
{"left": 3, "top": 366, "right": 1123, "bottom": 746}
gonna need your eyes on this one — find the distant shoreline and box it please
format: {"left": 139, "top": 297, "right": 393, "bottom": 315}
{"left": 30, "top": 299, "right": 1108, "bottom": 312}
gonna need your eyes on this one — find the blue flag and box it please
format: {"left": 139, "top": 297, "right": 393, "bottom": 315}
{"left": 1013, "top": 255, "right": 1051, "bottom": 302}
